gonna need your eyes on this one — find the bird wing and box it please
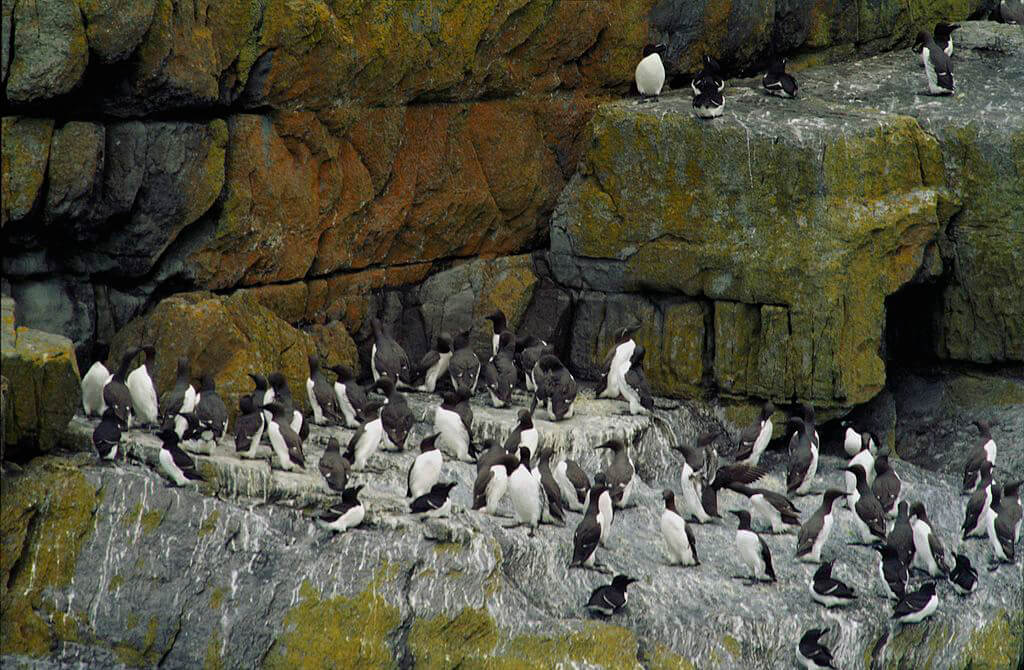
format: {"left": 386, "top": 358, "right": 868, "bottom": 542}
{"left": 234, "top": 413, "right": 261, "bottom": 451}
{"left": 410, "top": 491, "right": 442, "bottom": 513}
{"left": 856, "top": 495, "right": 888, "bottom": 538}
{"left": 893, "top": 590, "right": 930, "bottom": 617}
{"left": 572, "top": 516, "right": 601, "bottom": 564}
{"left": 472, "top": 469, "right": 495, "bottom": 509}
{"left": 171, "top": 446, "right": 202, "bottom": 479}
{"left": 759, "top": 535, "right": 776, "bottom": 580}
{"left": 795, "top": 516, "right": 817, "bottom": 556}
{"left": 416, "top": 350, "right": 440, "bottom": 375}
{"left": 565, "top": 460, "right": 591, "bottom": 503}
{"left": 786, "top": 449, "right": 811, "bottom": 493}
{"left": 285, "top": 429, "right": 305, "bottom": 468}
{"left": 482, "top": 358, "right": 499, "bottom": 391}
{"left": 781, "top": 73, "right": 798, "bottom": 96}
{"left": 994, "top": 508, "right": 1019, "bottom": 559}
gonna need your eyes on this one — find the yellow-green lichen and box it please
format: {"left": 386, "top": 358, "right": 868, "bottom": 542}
{"left": 408, "top": 607, "right": 499, "bottom": 668}
{"left": 140, "top": 508, "right": 164, "bottom": 534}
{"left": 199, "top": 510, "right": 220, "bottom": 538}
{"left": 204, "top": 632, "right": 224, "bottom": 670}
{"left": 960, "top": 610, "right": 1024, "bottom": 669}
{"left": 114, "top": 616, "right": 160, "bottom": 667}
{"left": 641, "top": 642, "right": 697, "bottom": 670}
{"left": 721, "top": 634, "right": 741, "bottom": 658}
{"left": 433, "top": 542, "right": 464, "bottom": 555}
{"left": 210, "top": 587, "right": 226, "bottom": 610}
{"left": 108, "top": 574, "right": 124, "bottom": 592}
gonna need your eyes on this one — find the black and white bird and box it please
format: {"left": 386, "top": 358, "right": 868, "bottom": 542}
{"left": 949, "top": 553, "right": 978, "bottom": 596}
{"left": 475, "top": 439, "right": 507, "bottom": 474}
{"left": 410, "top": 482, "right": 457, "bottom": 518}
{"left": 407, "top": 433, "right": 443, "bottom": 499}
{"left": 692, "top": 74, "right": 724, "bottom": 118}
{"left": 622, "top": 344, "right": 654, "bottom": 415}
{"left": 844, "top": 464, "right": 887, "bottom": 544}
{"left": 796, "top": 489, "right": 844, "bottom": 564}
{"left": 732, "top": 510, "right": 776, "bottom": 583}
{"left": 963, "top": 419, "right": 997, "bottom": 493}
{"left": 702, "top": 462, "right": 771, "bottom": 520}
{"left": 531, "top": 354, "right": 577, "bottom": 421}
{"left": 809, "top": 560, "right": 857, "bottom": 608}
{"left": 434, "top": 389, "right": 474, "bottom": 462}
{"left": 802, "top": 403, "right": 821, "bottom": 451}
{"left": 92, "top": 407, "right": 123, "bottom": 461}
{"left": 248, "top": 372, "right": 274, "bottom": 410}
{"left": 660, "top": 490, "right": 699, "bottom": 566}
{"left": 472, "top": 452, "right": 518, "bottom": 516}
{"left": 734, "top": 401, "right": 775, "bottom": 467}
{"left": 872, "top": 450, "right": 902, "bottom": 518}
{"left": 518, "top": 336, "right": 552, "bottom": 392}
{"left": 844, "top": 434, "right": 876, "bottom": 496}
{"left": 553, "top": 457, "right": 590, "bottom": 513}
{"left": 375, "top": 377, "right": 414, "bottom": 451}
{"left": 347, "top": 401, "right": 384, "bottom": 471}
{"left": 315, "top": 485, "right": 365, "bottom": 534}
{"left": 414, "top": 333, "right": 453, "bottom": 394}
{"left": 598, "top": 438, "right": 635, "bottom": 509}
{"left": 591, "top": 472, "right": 615, "bottom": 548}
{"left": 482, "top": 331, "right": 517, "bottom": 408}
{"left": 370, "top": 317, "right": 411, "bottom": 387}
{"left": 729, "top": 483, "right": 802, "bottom": 534}
{"left": 234, "top": 395, "right": 265, "bottom": 459}
{"left": 988, "top": 480, "right": 1022, "bottom": 564}
{"left": 268, "top": 372, "right": 305, "bottom": 438}
{"left": 328, "top": 364, "right": 366, "bottom": 429}
{"left": 634, "top": 43, "right": 666, "bottom": 100}
{"left": 508, "top": 447, "right": 544, "bottom": 535}
{"left": 162, "top": 357, "right": 198, "bottom": 421}
{"left": 193, "top": 374, "right": 228, "bottom": 452}
{"left": 597, "top": 323, "right": 639, "bottom": 401}
{"left": 125, "top": 345, "right": 158, "bottom": 426}
{"left": 448, "top": 329, "right": 481, "bottom": 395}
{"left": 962, "top": 461, "right": 995, "bottom": 540}
{"left": 585, "top": 575, "right": 638, "bottom": 617}
{"left": 104, "top": 347, "right": 141, "bottom": 429}
{"left": 796, "top": 628, "right": 836, "bottom": 670}
{"left": 306, "top": 354, "right": 339, "bottom": 426}
{"left": 672, "top": 433, "right": 716, "bottom": 523}
{"left": 910, "top": 502, "right": 949, "bottom": 576}
{"left": 503, "top": 408, "right": 538, "bottom": 459}
{"left": 892, "top": 581, "right": 938, "bottom": 624}
{"left": 933, "top": 21, "right": 960, "bottom": 57}
{"left": 913, "top": 31, "right": 955, "bottom": 95}
{"left": 874, "top": 543, "right": 909, "bottom": 600}
{"left": 535, "top": 447, "right": 566, "bottom": 525}
{"left": 264, "top": 401, "right": 305, "bottom": 472}
{"left": 319, "top": 437, "right": 351, "bottom": 493}
{"left": 81, "top": 341, "right": 112, "bottom": 417}
{"left": 157, "top": 428, "right": 204, "bottom": 487}
{"left": 692, "top": 54, "right": 724, "bottom": 94}
{"left": 570, "top": 490, "right": 605, "bottom": 571}
{"left": 787, "top": 417, "right": 818, "bottom": 496}
{"left": 484, "top": 309, "right": 510, "bottom": 357}
{"left": 841, "top": 420, "right": 875, "bottom": 457}
{"left": 762, "top": 55, "right": 798, "bottom": 98}
{"left": 888, "top": 501, "right": 916, "bottom": 568}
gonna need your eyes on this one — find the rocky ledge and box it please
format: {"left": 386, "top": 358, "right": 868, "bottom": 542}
{"left": 2, "top": 391, "right": 1022, "bottom": 669}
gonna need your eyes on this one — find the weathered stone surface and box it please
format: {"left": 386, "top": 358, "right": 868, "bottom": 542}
{"left": 78, "top": 0, "right": 157, "bottom": 64}
{"left": 1, "top": 297, "right": 81, "bottom": 455}
{"left": 7, "top": 276, "right": 95, "bottom": 347}
{"left": 5, "top": 0, "right": 88, "bottom": 102}
{"left": 44, "top": 122, "right": 106, "bottom": 237}
{"left": 1, "top": 117, "right": 54, "bottom": 227}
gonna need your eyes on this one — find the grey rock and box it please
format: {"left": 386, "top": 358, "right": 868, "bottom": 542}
{"left": 8, "top": 276, "right": 95, "bottom": 347}
{"left": 5, "top": 0, "right": 88, "bottom": 102}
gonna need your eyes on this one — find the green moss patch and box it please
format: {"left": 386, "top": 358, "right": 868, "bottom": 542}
{"left": 961, "top": 610, "right": 1024, "bottom": 669}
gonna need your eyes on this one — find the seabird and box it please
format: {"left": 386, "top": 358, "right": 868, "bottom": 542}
{"left": 162, "top": 357, "right": 198, "bottom": 421}
{"left": 475, "top": 438, "right": 507, "bottom": 474}
{"left": 635, "top": 43, "right": 666, "bottom": 100}
{"left": 319, "top": 437, "right": 351, "bottom": 493}
{"left": 963, "top": 419, "right": 997, "bottom": 493}
{"left": 913, "top": 31, "right": 955, "bottom": 95}
{"left": 347, "top": 400, "right": 384, "bottom": 471}
{"left": 872, "top": 450, "right": 902, "bottom": 518}
{"left": 407, "top": 433, "right": 443, "bottom": 499}
{"left": 315, "top": 485, "right": 365, "bottom": 533}
{"left": 728, "top": 483, "right": 801, "bottom": 534}
{"left": 762, "top": 55, "right": 798, "bottom": 97}
{"left": 692, "top": 54, "right": 724, "bottom": 94}
{"left": 731, "top": 510, "right": 777, "bottom": 583}
{"left": 660, "top": 490, "right": 699, "bottom": 566}
{"left": 484, "top": 309, "right": 510, "bottom": 357}
{"left": 585, "top": 575, "right": 637, "bottom": 617}
{"left": 841, "top": 420, "right": 865, "bottom": 457}
{"left": 949, "top": 553, "right": 978, "bottom": 595}
{"left": 193, "top": 374, "right": 228, "bottom": 451}
{"left": 809, "top": 560, "right": 857, "bottom": 608}
{"left": 103, "top": 347, "right": 141, "bottom": 428}
{"left": 844, "top": 435, "right": 876, "bottom": 496}
{"left": 887, "top": 501, "right": 916, "bottom": 568}
{"left": 570, "top": 491, "right": 605, "bottom": 571}
{"left": 248, "top": 373, "right": 274, "bottom": 424}
{"left": 592, "top": 472, "right": 615, "bottom": 548}
{"left": 961, "top": 461, "right": 995, "bottom": 540}
{"left": 622, "top": 344, "right": 654, "bottom": 415}
{"left": 125, "top": 345, "right": 158, "bottom": 426}
{"left": 503, "top": 408, "right": 538, "bottom": 459}
{"left": 414, "top": 333, "right": 453, "bottom": 394}
{"left": 910, "top": 501, "right": 950, "bottom": 576}
{"left": 374, "top": 377, "right": 415, "bottom": 451}
{"left": 263, "top": 401, "right": 305, "bottom": 472}
{"left": 80, "top": 341, "right": 112, "bottom": 417}
{"left": 517, "top": 336, "right": 552, "bottom": 392}
{"left": 892, "top": 582, "right": 938, "bottom": 624}
{"left": 734, "top": 401, "right": 775, "bottom": 467}
{"left": 410, "top": 482, "right": 457, "bottom": 518}
{"left": 472, "top": 452, "right": 518, "bottom": 516}
{"left": 370, "top": 317, "right": 412, "bottom": 387}
{"left": 692, "top": 75, "right": 725, "bottom": 119}
{"left": 268, "top": 372, "right": 305, "bottom": 438}
{"left": 553, "top": 457, "right": 590, "bottom": 513}
{"left": 157, "top": 428, "right": 204, "bottom": 486}
{"left": 796, "top": 489, "right": 844, "bottom": 563}
{"left": 802, "top": 403, "right": 821, "bottom": 451}
{"left": 535, "top": 447, "right": 566, "bottom": 525}
{"left": 598, "top": 438, "right": 635, "bottom": 509}
{"left": 306, "top": 354, "right": 339, "bottom": 426}
{"left": 796, "top": 628, "right": 836, "bottom": 670}
{"left": 844, "top": 464, "right": 887, "bottom": 544}
{"left": 597, "top": 323, "right": 639, "bottom": 401}
{"left": 672, "top": 432, "right": 716, "bottom": 523}
{"left": 702, "top": 462, "right": 771, "bottom": 519}
{"left": 92, "top": 407, "right": 123, "bottom": 461}
{"left": 482, "top": 331, "right": 517, "bottom": 408}
{"left": 507, "top": 447, "right": 544, "bottom": 535}
{"left": 874, "top": 543, "right": 908, "bottom": 600}
{"left": 933, "top": 21, "right": 960, "bottom": 57}
{"left": 234, "top": 395, "right": 265, "bottom": 459}
{"left": 434, "top": 389, "right": 474, "bottom": 462}
{"left": 531, "top": 354, "right": 578, "bottom": 421}
{"left": 448, "top": 329, "right": 481, "bottom": 395}
{"left": 328, "top": 364, "right": 366, "bottom": 429}
{"left": 787, "top": 417, "right": 818, "bottom": 496}
{"left": 988, "top": 480, "right": 1022, "bottom": 563}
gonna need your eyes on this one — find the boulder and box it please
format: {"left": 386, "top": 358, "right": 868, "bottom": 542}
{"left": 1, "top": 117, "right": 54, "bottom": 227}
{"left": 4, "top": 0, "right": 88, "bottom": 102}
{"left": 1, "top": 297, "right": 81, "bottom": 455}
